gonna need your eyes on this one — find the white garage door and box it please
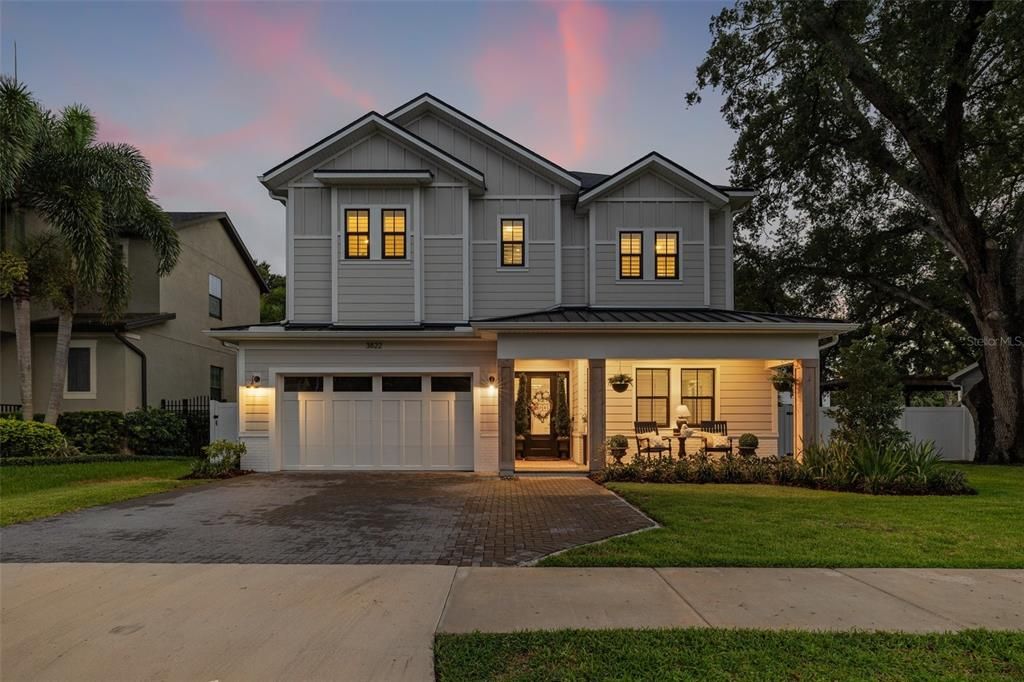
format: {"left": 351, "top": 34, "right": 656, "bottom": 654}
{"left": 280, "top": 374, "right": 474, "bottom": 470}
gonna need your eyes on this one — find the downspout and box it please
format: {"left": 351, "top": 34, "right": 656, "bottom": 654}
{"left": 115, "top": 331, "right": 147, "bottom": 409}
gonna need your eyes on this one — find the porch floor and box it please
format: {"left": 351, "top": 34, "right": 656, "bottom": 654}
{"left": 515, "top": 460, "right": 589, "bottom": 473}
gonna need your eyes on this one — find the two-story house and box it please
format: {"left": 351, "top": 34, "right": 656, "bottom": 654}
{"left": 209, "top": 94, "right": 854, "bottom": 474}
{"left": 1, "top": 212, "right": 267, "bottom": 413}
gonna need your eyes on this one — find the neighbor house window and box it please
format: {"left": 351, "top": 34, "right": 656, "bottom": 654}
{"left": 210, "top": 366, "right": 223, "bottom": 401}
{"left": 208, "top": 274, "right": 222, "bottom": 319}
{"left": 345, "top": 209, "right": 370, "bottom": 259}
{"left": 500, "top": 218, "right": 525, "bottom": 267}
{"left": 64, "top": 340, "right": 96, "bottom": 399}
{"left": 681, "top": 368, "right": 716, "bottom": 424}
{"left": 619, "top": 231, "right": 642, "bottom": 279}
{"left": 654, "top": 232, "right": 678, "bottom": 279}
{"left": 636, "top": 368, "right": 670, "bottom": 427}
{"left": 381, "top": 209, "right": 406, "bottom": 259}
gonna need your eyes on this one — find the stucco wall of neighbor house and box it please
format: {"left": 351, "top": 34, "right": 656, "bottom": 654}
{"left": 236, "top": 338, "right": 498, "bottom": 472}
{"left": 146, "top": 218, "right": 259, "bottom": 404}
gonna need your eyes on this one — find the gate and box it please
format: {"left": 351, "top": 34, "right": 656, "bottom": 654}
{"left": 210, "top": 400, "right": 239, "bottom": 443}
{"left": 161, "top": 395, "right": 210, "bottom": 457}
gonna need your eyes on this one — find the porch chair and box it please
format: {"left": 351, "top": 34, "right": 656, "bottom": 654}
{"left": 634, "top": 421, "right": 673, "bottom": 459}
{"left": 699, "top": 420, "right": 734, "bottom": 456}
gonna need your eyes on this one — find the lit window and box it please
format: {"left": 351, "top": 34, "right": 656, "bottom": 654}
{"left": 345, "top": 209, "right": 370, "bottom": 259}
{"left": 381, "top": 209, "right": 406, "bottom": 259}
{"left": 636, "top": 368, "right": 670, "bottom": 427}
{"left": 619, "top": 232, "right": 642, "bottom": 279}
{"left": 501, "top": 218, "right": 525, "bottom": 267}
{"left": 209, "top": 274, "right": 222, "bottom": 319}
{"left": 655, "top": 232, "right": 678, "bottom": 279}
{"left": 681, "top": 368, "right": 716, "bottom": 424}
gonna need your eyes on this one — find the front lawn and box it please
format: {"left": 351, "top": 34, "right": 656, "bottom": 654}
{"left": 435, "top": 629, "right": 1024, "bottom": 681}
{"left": 543, "top": 465, "right": 1024, "bottom": 567}
{"left": 0, "top": 459, "right": 203, "bottom": 526}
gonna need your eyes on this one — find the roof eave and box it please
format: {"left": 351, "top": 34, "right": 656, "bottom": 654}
{"left": 472, "top": 321, "right": 859, "bottom": 336}
{"left": 576, "top": 153, "right": 731, "bottom": 209}
{"left": 205, "top": 328, "right": 482, "bottom": 341}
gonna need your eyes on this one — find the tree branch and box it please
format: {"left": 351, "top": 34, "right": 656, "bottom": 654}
{"left": 942, "top": 1, "right": 994, "bottom": 155}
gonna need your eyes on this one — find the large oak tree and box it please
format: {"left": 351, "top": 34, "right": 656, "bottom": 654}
{"left": 690, "top": 0, "right": 1023, "bottom": 462}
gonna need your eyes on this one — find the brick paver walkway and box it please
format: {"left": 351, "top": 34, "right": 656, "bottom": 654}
{"left": 0, "top": 473, "right": 652, "bottom": 566}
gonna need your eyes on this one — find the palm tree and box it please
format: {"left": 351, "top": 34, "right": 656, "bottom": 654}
{"left": 1, "top": 76, "right": 180, "bottom": 423}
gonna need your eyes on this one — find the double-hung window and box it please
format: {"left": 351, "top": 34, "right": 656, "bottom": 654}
{"left": 619, "top": 231, "right": 643, "bottom": 279}
{"left": 654, "top": 232, "right": 678, "bottom": 279}
{"left": 382, "top": 209, "right": 406, "bottom": 259}
{"left": 208, "top": 274, "right": 222, "bottom": 319}
{"left": 681, "top": 368, "right": 716, "bottom": 424}
{"left": 345, "top": 209, "right": 370, "bottom": 259}
{"left": 500, "top": 218, "right": 525, "bottom": 267}
{"left": 64, "top": 340, "right": 97, "bottom": 399}
{"left": 636, "top": 368, "right": 670, "bottom": 427}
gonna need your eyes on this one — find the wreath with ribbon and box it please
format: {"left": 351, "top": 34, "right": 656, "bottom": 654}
{"left": 529, "top": 388, "right": 552, "bottom": 422}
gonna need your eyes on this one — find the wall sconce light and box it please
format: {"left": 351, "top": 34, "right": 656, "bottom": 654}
{"left": 487, "top": 375, "right": 497, "bottom": 394}
{"left": 246, "top": 374, "right": 262, "bottom": 389}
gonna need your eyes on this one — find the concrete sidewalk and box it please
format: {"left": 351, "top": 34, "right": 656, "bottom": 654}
{"left": 2, "top": 564, "right": 1021, "bottom": 682}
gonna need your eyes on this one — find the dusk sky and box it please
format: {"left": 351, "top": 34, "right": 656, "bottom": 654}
{"left": 2, "top": 0, "right": 738, "bottom": 271}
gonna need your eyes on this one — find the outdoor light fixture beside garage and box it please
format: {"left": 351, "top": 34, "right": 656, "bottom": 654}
{"left": 488, "top": 375, "right": 497, "bottom": 394}
{"left": 246, "top": 375, "right": 262, "bottom": 389}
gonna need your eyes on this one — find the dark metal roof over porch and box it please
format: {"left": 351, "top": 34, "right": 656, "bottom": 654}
{"left": 474, "top": 306, "right": 853, "bottom": 330}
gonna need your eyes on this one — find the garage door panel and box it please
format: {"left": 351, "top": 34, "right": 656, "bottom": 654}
{"left": 282, "top": 397, "right": 300, "bottom": 467}
{"left": 402, "top": 400, "right": 425, "bottom": 467}
{"left": 429, "top": 399, "right": 453, "bottom": 467}
{"left": 453, "top": 397, "right": 474, "bottom": 468}
{"left": 301, "top": 397, "right": 330, "bottom": 467}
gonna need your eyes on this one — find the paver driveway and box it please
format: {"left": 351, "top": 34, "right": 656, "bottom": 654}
{"left": 0, "top": 473, "right": 651, "bottom": 566}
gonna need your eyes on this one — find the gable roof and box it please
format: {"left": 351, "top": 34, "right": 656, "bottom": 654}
{"left": 258, "top": 112, "right": 485, "bottom": 191}
{"left": 576, "top": 152, "right": 732, "bottom": 208}
{"left": 387, "top": 93, "right": 582, "bottom": 190}
{"left": 167, "top": 212, "right": 269, "bottom": 293}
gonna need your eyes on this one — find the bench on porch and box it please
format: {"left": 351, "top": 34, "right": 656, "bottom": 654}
{"left": 634, "top": 421, "right": 673, "bottom": 459}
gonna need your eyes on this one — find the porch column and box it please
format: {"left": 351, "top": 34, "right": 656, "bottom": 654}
{"left": 792, "top": 358, "right": 820, "bottom": 459}
{"left": 588, "top": 358, "right": 606, "bottom": 471}
{"left": 498, "top": 358, "right": 516, "bottom": 476}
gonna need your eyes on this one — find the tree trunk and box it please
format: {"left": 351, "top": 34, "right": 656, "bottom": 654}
{"left": 44, "top": 307, "right": 75, "bottom": 425}
{"left": 12, "top": 282, "right": 33, "bottom": 419}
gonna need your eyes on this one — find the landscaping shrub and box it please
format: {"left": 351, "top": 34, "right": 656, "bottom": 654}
{"left": 188, "top": 440, "right": 247, "bottom": 478}
{"left": 0, "top": 419, "right": 77, "bottom": 458}
{"left": 827, "top": 330, "right": 908, "bottom": 445}
{"left": 57, "top": 410, "right": 125, "bottom": 454}
{"left": 124, "top": 408, "right": 186, "bottom": 456}
{"left": 594, "top": 438, "right": 974, "bottom": 496}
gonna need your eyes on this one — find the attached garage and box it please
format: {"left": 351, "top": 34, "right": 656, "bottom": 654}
{"left": 280, "top": 374, "right": 475, "bottom": 470}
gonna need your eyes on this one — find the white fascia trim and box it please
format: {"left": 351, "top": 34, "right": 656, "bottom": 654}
{"left": 259, "top": 115, "right": 484, "bottom": 187}
{"left": 462, "top": 187, "right": 471, "bottom": 321}
{"left": 314, "top": 170, "right": 433, "bottom": 185}
{"left": 387, "top": 95, "right": 581, "bottom": 188}
{"left": 286, "top": 188, "right": 295, "bottom": 321}
{"left": 578, "top": 155, "right": 729, "bottom": 207}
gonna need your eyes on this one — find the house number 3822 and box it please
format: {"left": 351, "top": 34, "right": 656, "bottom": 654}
{"left": 366, "top": 341, "right": 383, "bottom": 349}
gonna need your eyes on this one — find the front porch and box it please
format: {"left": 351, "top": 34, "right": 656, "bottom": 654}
{"left": 495, "top": 334, "right": 825, "bottom": 476}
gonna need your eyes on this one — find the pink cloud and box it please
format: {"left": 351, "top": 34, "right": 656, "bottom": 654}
{"left": 471, "top": 1, "right": 659, "bottom": 167}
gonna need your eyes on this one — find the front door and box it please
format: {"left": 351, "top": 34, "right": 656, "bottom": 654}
{"left": 523, "top": 372, "right": 568, "bottom": 459}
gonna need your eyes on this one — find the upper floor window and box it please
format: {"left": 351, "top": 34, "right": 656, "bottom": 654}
{"left": 209, "top": 274, "right": 222, "bottom": 319}
{"left": 654, "top": 232, "right": 678, "bottom": 279}
{"left": 381, "top": 209, "right": 406, "bottom": 259}
{"left": 619, "top": 232, "right": 642, "bottom": 279}
{"left": 345, "top": 209, "right": 370, "bottom": 259}
{"left": 500, "top": 218, "right": 525, "bottom": 267}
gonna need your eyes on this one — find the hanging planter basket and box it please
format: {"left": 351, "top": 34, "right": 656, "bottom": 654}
{"left": 770, "top": 368, "right": 796, "bottom": 394}
{"left": 608, "top": 373, "right": 633, "bottom": 393}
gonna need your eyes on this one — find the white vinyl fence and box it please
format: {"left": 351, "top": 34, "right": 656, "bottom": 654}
{"left": 210, "top": 401, "right": 239, "bottom": 444}
{"left": 777, "top": 405, "right": 976, "bottom": 460}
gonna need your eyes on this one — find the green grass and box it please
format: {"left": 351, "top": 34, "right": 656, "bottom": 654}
{"left": 542, "top": 465, "right": 1024, "bottom": 568}
{"left": 0, "top": 459, "right": 204, "bottom": 526}
{"left": 434, "top": 629, "right": 1024, "bottom": 681}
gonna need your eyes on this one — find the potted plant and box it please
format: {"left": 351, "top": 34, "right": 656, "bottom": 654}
{"left": 738, "top": 433, "right": 759, "bottom": 457}
{"left": 607, "top": 434, "right": 628, "bottom": 463}
{"left": 770, "top": 367, "right": 796, "bottom": 393}
{"left": 608, "top": 373, "right": 633, "bottom": 393}
{"left": 555, "top": 376, "right": 571, "bottom": 459}
{"left": 514, "top": 374, "right": 529, "bottom": 459}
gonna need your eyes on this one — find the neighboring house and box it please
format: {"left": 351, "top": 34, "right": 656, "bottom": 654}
{"left": 209, "top": 93, "right": 855, "bottom": 474}
{"left": 1, "top": 212, "right": 267, "bottom": 413}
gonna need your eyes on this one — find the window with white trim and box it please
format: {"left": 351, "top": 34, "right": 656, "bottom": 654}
{"left": 345, "top": 209, "right": 370, "bottom": 259}
{"left": 681, "top": 368, "right": 716, "bottom": 424}
{"left": 208, "top": 274, "right": 222, "bottom": 319}
{"left": 64, "top": 340, "right": 97, "bottom": 399}
{"left": 500, "top": 218, "right": 525, "bottom": 267}
{"left": 654, "top": 232, "right": 678, "bottom": 279}
{"left": 381, "top": 209, "right": 406, "bottom": 259}
{"left": 636, "top": 368, "right": 670, "bottom": 427}
{"left": 619, "top": 231, "right": 643, "bottom": 279}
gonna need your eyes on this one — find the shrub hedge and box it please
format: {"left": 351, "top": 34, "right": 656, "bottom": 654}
{"left": 57, "top": 410, "right": 126, "bottom": 454}
{"left": 124, "top": 408, "right": 187, "bottom": 456}
{"left": 187, "top": 440, "right": 247, "bottom": 478}
{"left": 594, "top": 438, "right": 974, "bottom": 496}
{"left": 0, "top": 420, "right": 76, "bottom": 459}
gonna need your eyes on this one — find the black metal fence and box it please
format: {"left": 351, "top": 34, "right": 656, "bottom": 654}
{"left": 0, "top": 403, "right": 22, "bottom": 417}
{"left": 160, "top": 395, "right": 210, "bottom": 457}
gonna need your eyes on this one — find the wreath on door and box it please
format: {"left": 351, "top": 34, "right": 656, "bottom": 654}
{"left": 529, "top": 388, "right": 552, "bottom": 422}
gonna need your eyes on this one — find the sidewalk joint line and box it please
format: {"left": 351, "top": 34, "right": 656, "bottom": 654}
{"left": 433, "top": 566, "right": 459, "bottom": 635}
{"left": 833, "top": 569, "right": 965, "bottom": 630}
{"left": 653, "top": 568, "right": 711, "bottom": 627}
